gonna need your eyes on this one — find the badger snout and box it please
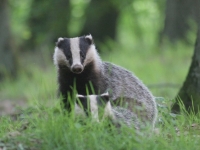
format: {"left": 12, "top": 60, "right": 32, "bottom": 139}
{"left": 71, "top": 64, "right": 83, "bottom": 74}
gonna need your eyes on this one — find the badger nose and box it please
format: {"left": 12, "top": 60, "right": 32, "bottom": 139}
{"left": 72, "top": 65, "right": 83, "bottom": 74}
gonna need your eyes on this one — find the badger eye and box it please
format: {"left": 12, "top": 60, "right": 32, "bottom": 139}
{"left": 80, "top": 53, "right": 85, "bottom": 59}
{"left": 66, "top": 55, "right": 72, "bottom": 60}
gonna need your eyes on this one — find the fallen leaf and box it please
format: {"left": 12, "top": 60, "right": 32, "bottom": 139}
{"left": 191, "top": 123, "right": 198, "bottom": 127}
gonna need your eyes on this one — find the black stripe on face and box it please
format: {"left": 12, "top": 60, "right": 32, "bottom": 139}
{"left": 79, "top": 36, "right": 91, "bottom": 64}
{"left": 97, "top": 95, "right": 109, "bottom": 120}
{"left": 57, "top": 38, "right": 73, "bottom": 66}
{"left": 97, "top": 95, "right": 109, "bottom": 106}
{"left": 77, "top": 96, "right": 90, "bottom": 116}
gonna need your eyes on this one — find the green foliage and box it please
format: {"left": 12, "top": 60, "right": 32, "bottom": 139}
{"left": 9, "top": 0, "right": 32, "bottom": 44}
{"left": 9, "top": 0, "right": 167, "bottom": 49}
{"left": 68, "top": 0, "right": 90, "bottom": 36}
{"left": 117, "top": 0, "right": 165, "bottom": 48}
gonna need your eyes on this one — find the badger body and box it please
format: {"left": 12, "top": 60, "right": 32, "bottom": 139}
{"left": 53, "top": 35, "right": 157, "bottom": 127}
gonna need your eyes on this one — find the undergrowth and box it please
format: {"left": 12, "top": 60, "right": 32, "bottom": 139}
{"left": 0, "top": 97, "right": 200, "bottom": 150}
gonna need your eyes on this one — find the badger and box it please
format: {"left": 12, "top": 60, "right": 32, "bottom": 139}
{"left": 53, "top": 34, "right": 157, "bottom": 128}
{"left": 76, "top": 93, "right": 140, "bottom": 130}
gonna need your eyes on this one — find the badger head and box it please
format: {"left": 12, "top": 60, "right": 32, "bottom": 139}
{"left": 53, "top": 34, "right": 101, "bottom": 74}
{"left": 76, "top": 92, "right": 111, "bottom": 122}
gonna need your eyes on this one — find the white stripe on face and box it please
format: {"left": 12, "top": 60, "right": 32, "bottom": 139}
{"left": 53, "top": 47, "right": 69, "bottom": 67}
{"left": 70, "top": 38, "right": 82, "bottom": 67}
{"left": 103, "top": 101, "right": 114, "bottom": 119}
{"left": 89, "top": 95, "right": 99, "bottom": 122}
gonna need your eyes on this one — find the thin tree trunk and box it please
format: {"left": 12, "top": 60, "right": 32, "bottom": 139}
{"left": 172, "top": 28, "right": 200, "bottom": 113}
{"left": 0, "top": 0, "right": 17, "bottom": 80}
{"left": 80, "top": 0, "right": 119, "bottom": 46}
{"left": 28, "top": 0, "right": 70, "bottom": 49}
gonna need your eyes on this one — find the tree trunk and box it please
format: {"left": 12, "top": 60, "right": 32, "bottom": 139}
{"left": 80, "top": 0, "right": 119, "bottom": 46}
{"left": 172, "top": 28, "right": 200, "bottom": 113}
{"left": 0, "top": 0, "right": 17, "bottom": 80}
{"left": 161, "top": 0, "right": 200, "bottom": 43}
{"left": 28, "top": 0, "right": 70, "bottom": 49}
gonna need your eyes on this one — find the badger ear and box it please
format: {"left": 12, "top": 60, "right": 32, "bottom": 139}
{"left": 85, "top": 34, "right": 94, "bottom": 45}
{"left": 76, "top": 95, "right": 88, "bottom": 110}
{"left": 101, "top": 92, "right": 109, "bottom": 97}
{"left": 56, "top": 37, "right": 64, "bottom": 47}
{"left": 76, "top": 94, "right": 85, "bottom": 102}
{"left": 76, "top": 94, "right": 84, "bottom": 98}
{"left": 100, "top": 92, "right": 110, "bottom": 102}
{"left": 76, "top": 94, "right": 86, "bottom": 105}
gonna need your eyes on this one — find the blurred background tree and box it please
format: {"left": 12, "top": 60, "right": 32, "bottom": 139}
{"left": 0, "top": 0, "right": 18, "bottom": 81}
{"left": 27, "top": 0, "right": 71, "bottom": 49}
{"left": 79, "top": 0, "right": 120, "bottom": 45}
{"left": 161, "top": 0, "right": 200, "bottom": 44}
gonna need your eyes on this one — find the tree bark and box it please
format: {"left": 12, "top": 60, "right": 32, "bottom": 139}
{"left": 161, "top": 0, "right": 200, "bottom": 43}
{"left": 80, "top": 0, "right": 119, "bottom": 46}
{"left": 0, "top": 0, "right": 17, "bottom": 80}
{"left": 173, "top": 28, "right": 200, "bottom": 113}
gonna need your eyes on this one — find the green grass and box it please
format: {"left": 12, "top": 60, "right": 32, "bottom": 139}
{"left": 0, "top": 99, "right": 200, "bottom": 150}
{"left": 0, "top": 40, "right": 199, "bottom": 149}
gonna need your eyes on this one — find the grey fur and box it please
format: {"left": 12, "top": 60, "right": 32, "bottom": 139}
{"left": 54, "top": 35, "right": 157, "bottom": 129}
{"left": 101, "top": 62, "right": 157, "bottom": 128}
{"left": 112, "top": 106, "right": 140, "bottom": 130}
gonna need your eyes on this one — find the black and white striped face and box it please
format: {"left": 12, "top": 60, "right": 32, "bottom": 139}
{"left": 53, "top": 34, "right": 97, "bottom": 74}
{"left": 76, "top": 93, "right": 111, "bottom": 121}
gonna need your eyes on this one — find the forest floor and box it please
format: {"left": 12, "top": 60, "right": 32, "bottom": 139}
{"left": 0, "top": 99, "right": 27, "bottom": 116}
